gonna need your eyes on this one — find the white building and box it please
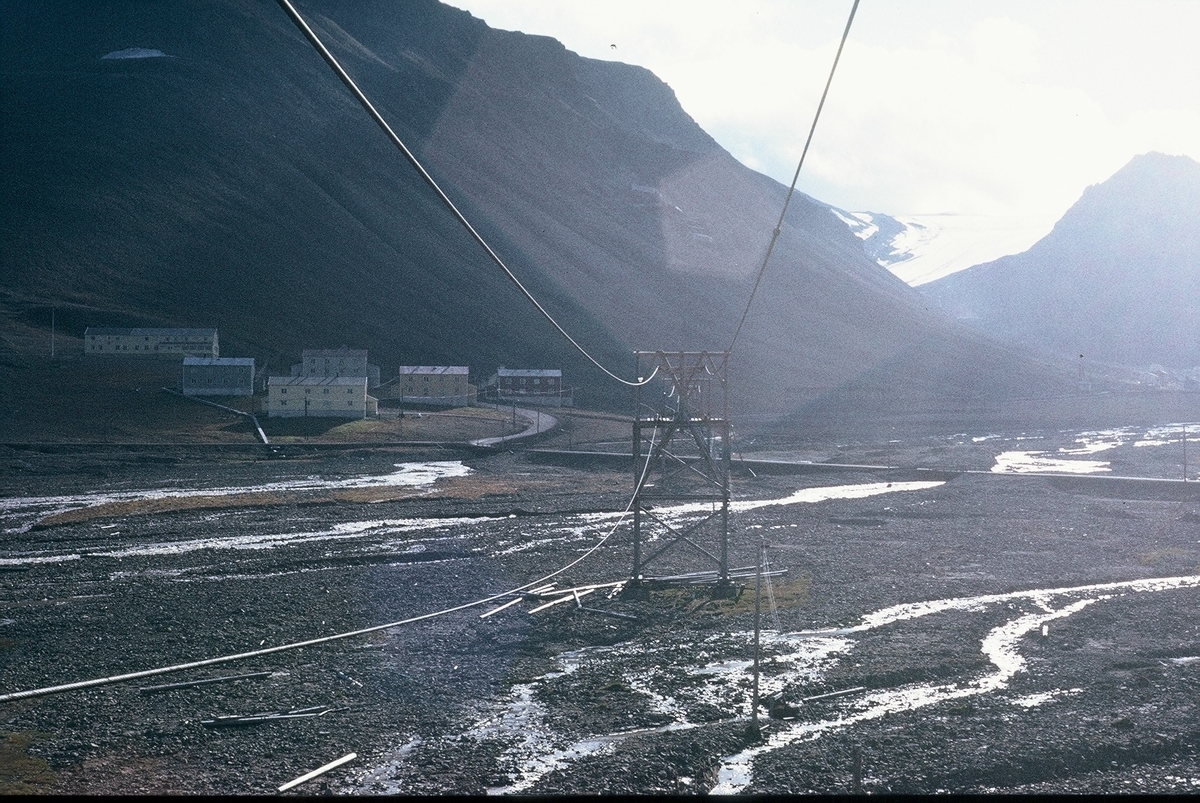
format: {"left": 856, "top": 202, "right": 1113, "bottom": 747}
{"left": 85, "top": 327, "right": 218, "bottom": 358}
{"left": 265, "top": 375, "right": 377, "bottom": 419}
{"left": 291, "top": 347, "right": 380, "bottom": 388}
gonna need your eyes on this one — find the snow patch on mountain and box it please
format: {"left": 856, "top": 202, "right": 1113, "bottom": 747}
{"left": 833, "top": 209, "right": 1056, "bottom": 286}
{"left": 833, "top": 209, "right": 879, "bottom": 241}
{"left": 102, "top": 48, "right": 168, "bottom": 60}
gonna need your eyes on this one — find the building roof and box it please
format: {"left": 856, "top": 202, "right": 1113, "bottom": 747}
{"left": 496, "top": 367, "right": 561, "bottom": 378}
{"left": 268, "top": 375, "right": 367, "bottom": 387}
{"left": 183, "top": 357, "right": 254, "bottom": 366}
{"left": 398, "top": 366, "right": 469, "bottom": 375}
{"left": 301, "top": 347, "right": 369, "bottom": 358}
{"left": 85, "top": 327, "right": 217, "bottom": 337}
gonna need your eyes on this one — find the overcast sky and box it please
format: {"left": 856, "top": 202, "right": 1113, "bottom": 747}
{"left": 442, "top": 1, "right": 1200, "bottom": 278}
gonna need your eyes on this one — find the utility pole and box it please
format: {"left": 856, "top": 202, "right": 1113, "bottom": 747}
{"left": 747, "top": 536, "right": 764, "bottom": 742}
{"left": 50, "top": 307, "right": 56, "bottom": 359}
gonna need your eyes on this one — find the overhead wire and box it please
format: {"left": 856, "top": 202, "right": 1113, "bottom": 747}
{"left": 763, "top": 546, "right": 782, "bottom": 633}
{"left": 725, "top": 2, "right": 859, "bottom": 629}
{"left": 5, "top": 1, "right": 861, "bottom": 706}
{"left": 275, "top": 0, "right": 656, "bottom": 388}
{"left": 0, "top": 426, "right": 662, "bottom": 704}
{"left": 727, "top": 0, "right": 861, "bottom": 353}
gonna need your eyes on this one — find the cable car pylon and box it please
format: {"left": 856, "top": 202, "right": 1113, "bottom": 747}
{"left": 627, "top": 350, "right": 735, "bottom": 598}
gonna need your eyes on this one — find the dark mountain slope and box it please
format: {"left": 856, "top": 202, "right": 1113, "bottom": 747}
{"left": 920, "top": 152, "right": 1200, "bottom": 369}
{"left": 1, "top": 0, "right": 1074, "bottom": 424}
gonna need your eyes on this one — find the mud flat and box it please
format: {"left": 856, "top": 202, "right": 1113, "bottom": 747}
{"left": 3, "top": 431, "right": 1200, "bottom": 794}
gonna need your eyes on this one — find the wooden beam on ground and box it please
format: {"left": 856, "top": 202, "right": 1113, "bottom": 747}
{"left": 278, "top": 752, "right": 358, "bottom": 792}
{"left": 529, "top": 588, "right": 594, "bottom": 613}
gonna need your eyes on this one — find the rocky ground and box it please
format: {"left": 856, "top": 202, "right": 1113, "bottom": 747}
{"left": 3, "top": 428, "right": 1200, "bottom": 795}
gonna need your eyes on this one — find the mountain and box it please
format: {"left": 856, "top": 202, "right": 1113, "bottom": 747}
{"left": 919, "top": 153, "right": 1200, "bottom": 369}
{"left": 0, "top": 0, "right": 1076, "bottom": 430}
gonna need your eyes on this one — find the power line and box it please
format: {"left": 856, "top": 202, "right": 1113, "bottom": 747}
{"left": 275, "top": 0, "right": 655, "bottom": 388}
{"left": 728, "top": 0, "right": 861, "bottom": 353}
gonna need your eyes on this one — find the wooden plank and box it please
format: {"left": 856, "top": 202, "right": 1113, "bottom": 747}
{"left": 528, "top": 588, "right": 594, "bottom": 613}
{"left": 279, "top": 752, "right": 358, "bottom": 792}
{"left": 479, "top": 596, "right": 525, "bottom": 619}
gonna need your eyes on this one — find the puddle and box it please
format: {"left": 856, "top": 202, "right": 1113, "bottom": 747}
{"left": 94, "top": 516, "right": 492, "bottom": 559}
{"left": 988, "top": 423, "right": 1199, "bottom": 475}
{"left": 349, "top": 737, "right": 424, "bottom": 794}
{"left": 0, "top": 461, "right": 473, "bottom": 532}
{"left": 481, "top": 481, "right": 946, "bottom": 560}
{"left": 665, "top": 481, "right": 945, "bottom": 521}
{"left": 1009, "top": 688, "right": 1080, "bottom": 708}
{"left": 0, "top": 515, "right": 496, "bottom": 566}
{"left": 992, "top": 451, "right": 1110, "bottom": 474}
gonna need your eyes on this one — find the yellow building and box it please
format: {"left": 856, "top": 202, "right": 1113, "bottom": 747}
{"left": 85, "top": 327, "right": 218, "bottom": 358}
{"left": 265, "top": 376, "right": 377, "bottom": 419}
{"left": 387, "top": 366, "right": 474, "bottom": 406}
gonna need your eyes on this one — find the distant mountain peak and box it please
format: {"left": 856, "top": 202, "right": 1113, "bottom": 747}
{"left": 919, "top": 152, "right": 1200, "bottom": 370}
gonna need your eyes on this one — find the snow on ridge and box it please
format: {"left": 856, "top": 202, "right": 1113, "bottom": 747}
{"left": 830, "top": 209, "right": 878, "bottom": 241}
{"left": 888, "top": 215, "right": 936, "bottom": 254}
{"left": 102, "top": 48, "right": 168, "bottom": 60}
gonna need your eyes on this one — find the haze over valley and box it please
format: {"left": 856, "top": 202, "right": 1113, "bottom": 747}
{"left": 4, "top": 3, "right": 1200, "bottom": 796}
{"left": 1, "top": 0, "right": 1128, "bottom": 437}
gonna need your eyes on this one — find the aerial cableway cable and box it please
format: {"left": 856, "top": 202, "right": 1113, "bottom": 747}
{"left": 0, "top": 427, "right": 662, "bottom": 704}
{"left": 727, "top": 0, "right": 861, "bottom": 353}
{"left": 275, "top": 0, "right": 655, "bottom": 388}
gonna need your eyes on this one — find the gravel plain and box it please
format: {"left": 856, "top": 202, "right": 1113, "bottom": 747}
{"left": 3, "top": 428, "right": 1200, "bottom": 795}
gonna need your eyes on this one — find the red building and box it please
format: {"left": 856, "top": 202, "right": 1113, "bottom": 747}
{"left": 490, "top": 367, "right": 572, "bottom": 406}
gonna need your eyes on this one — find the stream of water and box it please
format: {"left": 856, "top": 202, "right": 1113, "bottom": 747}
{"left": 447, "top": 573, "right": 1200, "bottom": 795}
